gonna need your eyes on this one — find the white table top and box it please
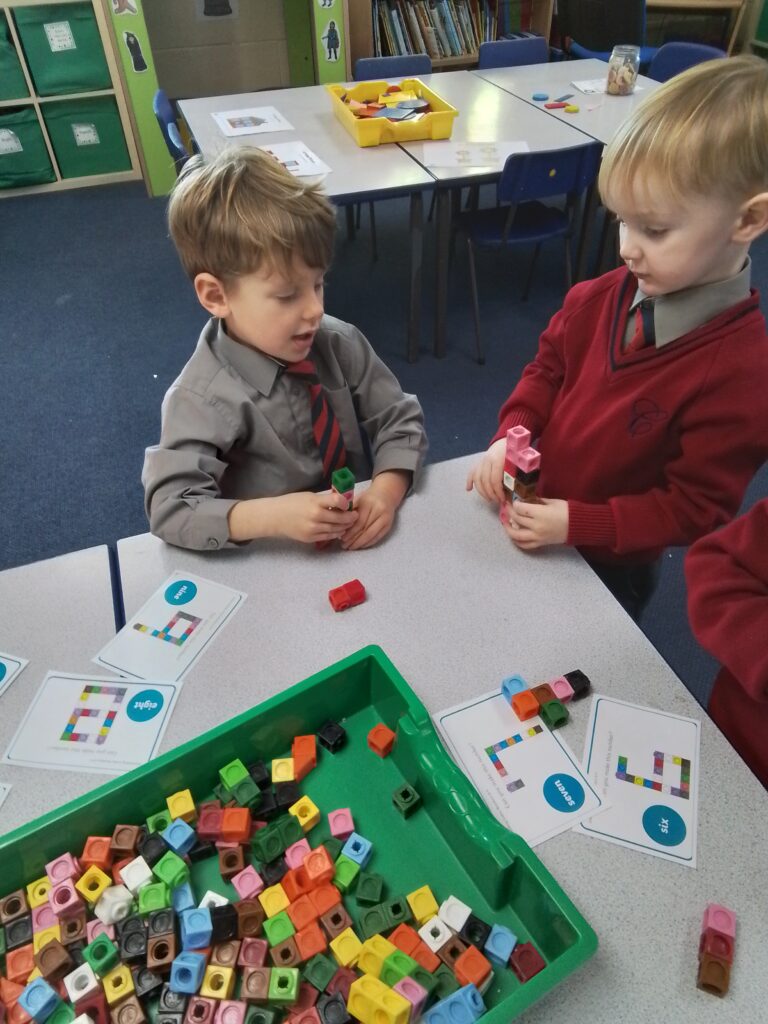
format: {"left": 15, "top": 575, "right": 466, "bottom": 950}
{"left": 178, "top": 86, "right": 434, "bottom": 201}
{"left": 474, "top": 58, "right": 662, "bottom": 145}
{"left": 0, "top": 546, "right": 117, "bottom": 835}
{"left": 115, "top": 454, "right": 768, "bottom": 1022}
{"left": 399, "top": 70, "right": 593, "bottom": 182}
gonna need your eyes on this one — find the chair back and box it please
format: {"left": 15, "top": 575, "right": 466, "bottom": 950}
{"left": 353, "top": 54, "right": 432, "bottom": 81}
{"left": 647, "top": 41, "right": 725, "bottom": 82}
{"left": 558, "top": 0, "right": 645, "bottom": 53}
{"left": 166, "top": 122, "right": 190, "bottom": 172}
{"left": 498, "top": 143, "right": 603, "bottom": 207}
{"left": 153, "top": 88, "right": 177, "bottom": 147}
{"left": 477, "top": 36, "right": 549, "bottom": 69}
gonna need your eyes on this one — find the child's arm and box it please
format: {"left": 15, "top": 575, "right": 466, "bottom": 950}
{"left": 340, "top": 469, "right": 410, "bottom": 550}
{"left": 686, "top": 500, "right": 768, "bottom": 700}
{"left": 228, "top": 490, "right": 357, "bottom": 544}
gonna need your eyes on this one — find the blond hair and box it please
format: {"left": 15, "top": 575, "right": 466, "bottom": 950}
{"left": 599, "top": 55, "right": 768, "bottom": 204}
{"left": 167, "top": 147, "right": 336, "bottom": 282}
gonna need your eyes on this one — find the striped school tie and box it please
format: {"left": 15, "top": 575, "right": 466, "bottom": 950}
{"left": 628, "top": 298, "right": 656, "bottom": 352}
{"left": 284, "top": 358, "right": 347, "bottom": 484}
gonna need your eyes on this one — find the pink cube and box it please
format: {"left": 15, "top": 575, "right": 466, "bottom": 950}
{"left": 702, "top": 903, "right": 737, "bottom": 939}
{"left": 251, "top": 820, "right": 268, "bottom": 834}
{"left": 86, "top": 920, "right": 115, "bottom": 943}
{"left": 328, "top": 809, "right": 354, "bottom": 841}
{"left": 516, "top": 447, "right": 541, "bottom": 473}
{"left": 237, "top": 938, "right": 268, "bottom": 968}
{"left": 285, "top": 840, "right": 311, "bottom": 870}
{"left": 32, "top": 903, "right": 58, "bottom": 933}
{"left": 231, "top": 866, "right": 264, "bottom": 900}
{"left": 49, "top": 879, "right": 85, "bottom": 917}
{"left": 213, "top": 1001, "right": 247, "bottom": 1024}
{"left": 549, "top": 677, "right": 575, "bottom": 703}
{"left": 46, "top": 853, "right": 81, "bottom": 884}
{"left": 393, "top": 977, "right": 429, "bottom": 1018}
{"left": 506, "top": 426, "right": 531, "bottom": 453}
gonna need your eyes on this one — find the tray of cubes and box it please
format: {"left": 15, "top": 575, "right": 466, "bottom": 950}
{"left": 326, "top": 80, "right": 457, "bottom": 147}
{"left": 0, "top": 645, "right": 597, "bottom": 1024}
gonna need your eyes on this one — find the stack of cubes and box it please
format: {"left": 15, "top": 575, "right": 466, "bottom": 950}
{"left": 501, "top": 670, "right": 591, "bottom": 731}
{"left": 697, "top": 904, "right": 736, "bottom": 997}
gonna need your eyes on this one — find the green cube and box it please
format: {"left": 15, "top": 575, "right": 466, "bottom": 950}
{"left": 244, "top": 1009, "right": 280, "bottom": 1024}
{"left": 392, "top": 784, "right": 421, "bottom": 817}
{"left": 231, "top": 776, "right": 261, "bottom": 809}
{"left": 302, "top": 953, "right": 337, "bottom": 992}
{"left": 432, "top": 963, "right": 460, "bottom": 999}
{"left": 333, "top": 854, "right": 359, "bottom": 893}
{"left": 380, "top": 950, "right": 418, "bottom": 986}
{"left": 46, "top": 1004, "right": 76, "bottom": 1024}
{"left": 219, "top": 758, "right": 249, "bottom": 789}
{"left": 138, "top": 881, "right": 170, "bottom": 916}
{"left": 540, "top": 699, "right": 569, "bottom": 730}
{"left": 410, "top": 965, "right": 440, "bottom": 999}
{"left": 384, "top": 895, "right": 412, "bottom": 928}
{"left": 331, "top": 467, "right": 356, "bottom": 503}
{"left": 276, "top": 815, "right": 303, "bottom": 848}
{"left": 323, "top": 837, "right": 343, "bottom": 861}
{"left": 146, "top": 810, "right": 172, "bottom": 833}
{"left": 153, "top": 851, "right": 189, "bottom": 889}
{"left": 251, "top": 823, "right": 284, "bottom": 864}
{"left": 263, "top": 910, "right": 295, "bottom": 947}
{"left": 268, "top": 967, "right": 299, "bottom": 1005}
{"left": 355, "top": 871, "right": 385, "bottom": 906}
{"left": 359, "top": 905, "right": 389, "bottom": 940}
{"left": 82, "top": 935, "right": 119, "bottom": 976}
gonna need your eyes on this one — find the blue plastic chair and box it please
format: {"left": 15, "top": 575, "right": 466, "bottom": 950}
{"left": 456, "top": 142, "right": 603, "bottom": 363}
{"left": 559, "top": 0, "right": 656, "bottom": 67}
{"left": 647, "top": 41, "right": 726, "bottom": 82}
{"left": 152, "top": 88, "right": 177, "bottom": 148}
{"left": 477, "top": 36, "right": 549, "bottom": 70}
{"left": 166, "top": 122, "right": 191, "bottom": 173}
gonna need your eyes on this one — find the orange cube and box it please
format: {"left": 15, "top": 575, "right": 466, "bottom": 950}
{"left": 367, "top": 724, "right": 396, "bottom": 758}
{"left": 5, "top": 945, "right": 35, "bottom": 986}
{"left": 291, "top": 735, "right": 317, "bottom": 782}
{"left": 454, "top": 945, "right": 492, "bottom": 988}
{"left": 286, "top": 895, "right": 318, "bottom": 931}
{"left": 511, "top": 690, "right": 540, "bottom": 721}
{"left": 304, "top": 847, "right": 335, "bottom": 887}
{"left": 307, "top": 884, "right": 342, "bottom": 918}
{"left": 295, "top": 921, "right": 327, "bottom": 962}
{"left": 388, "top": 924, "right": 420, "bottom": 956}
{"left": 220, "top": 807, "right": 251, "bottom": 844}
{"left": 7, "top": 1003, "right": 31, "bottom": 1024}
{"left": 281, "top": 869, "right": 309, "bottom": 903}
{"left": 412, "top": 939, "right": 441, "bottom": 973}
{"left": 80, "top": 836, "right": 113, "bottom": 872}
{"left": 0, "top": 979, "right": 25, "bottom": 1007}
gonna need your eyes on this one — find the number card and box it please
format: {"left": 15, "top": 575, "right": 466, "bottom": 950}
{"left": 577, "top": 695, "right": 700, "bottom": 866}
{"left": 0, "top": 651, "right": 28, "bottom": 700}
{"left": 93, "top": 573, "right": 246, "bottom": 681}
{"left": 3, "top": 672, "right": 183, "bottom": 775}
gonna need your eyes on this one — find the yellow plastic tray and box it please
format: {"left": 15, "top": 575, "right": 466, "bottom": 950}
{"left": 327, "top": 78, "right": 458, "bottom": 147}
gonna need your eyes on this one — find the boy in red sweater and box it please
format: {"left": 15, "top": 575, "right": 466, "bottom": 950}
{"left": 685, "top": 500, "right": 768, "bottom": 789}
{"left": 467, "top": 56, "right": 768, "bottom": 618}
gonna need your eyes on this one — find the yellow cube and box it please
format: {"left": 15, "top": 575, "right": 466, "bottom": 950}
{"left": 102, "top": 964, "right": 135, "bottom": 1006}
{"left": 288, "top": 796, "right": 320, "bottom": 833}
{"left": 258, "top": 883, "right": 289, "bottom": 917}
{"left": 26, "top": 877, "right": 51, "bottom": 909}
{"left": 32, "top": 926, "right": 61, "bottom": 952}
{"left": 166, "top": 788, "right": 196, "bottom": 823}
{"left": 200, "top": 965, "right": 235, "bottom": 1000}
{"left": 358, "top": 934, "right": 397, "bottom": 978}
{"left": 75, "top": 865, "right": 112, "bottom": 906}
{"left": 271, "top": 758, "right": 294, "bottom": 783}
{"left": 348, "top": 975, "right": 410, "bottom": 1024}
{"left": 330, "top": 926, "right": 363, "bottom": 968}
{"left": 407, "top": 885, "right": 439, "bottom": 926}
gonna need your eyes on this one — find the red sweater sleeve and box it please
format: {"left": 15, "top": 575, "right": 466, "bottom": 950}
{"left": 685, "top": 499, "right": 768, "bottom": 703}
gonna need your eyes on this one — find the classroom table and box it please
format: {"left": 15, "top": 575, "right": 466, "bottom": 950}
{"left": 178, "top": 88, "right": 435, "bottom": 363}
{"left": 397, "top": 70, "right": 596, "bottom": 359}
{"left": 0, "top": 546, "right": 118, "bottom": 835}
{"left": 114, "top": 454, "right": 768, "bottom": 1022}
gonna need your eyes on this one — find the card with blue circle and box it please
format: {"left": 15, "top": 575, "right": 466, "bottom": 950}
{"left": 0, "top": 651, "right": 29, "bottom": 701}
{"left": 93, "top": 572, "right": 246, "bottom": 682}
{"left": 577, "top": 696, "right": 699, "bottom": 866}
{"left": 3, "top": 672, "right": 183, "bottom": 776}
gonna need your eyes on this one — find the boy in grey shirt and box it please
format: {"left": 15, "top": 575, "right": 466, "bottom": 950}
{"left": 143, "top": 148, "right": 427, "bottom": 551}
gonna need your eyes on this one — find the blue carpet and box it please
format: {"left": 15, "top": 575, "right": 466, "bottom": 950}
{"left": 2, "top": 181, "right": 767, "bottom": 709}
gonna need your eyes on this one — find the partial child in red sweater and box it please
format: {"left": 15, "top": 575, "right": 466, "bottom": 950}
{"left": 685, "top": 500, "right": 768, "bottom": 789}
{"left": 467, "top": 56, "right": 768, "bottom": 619}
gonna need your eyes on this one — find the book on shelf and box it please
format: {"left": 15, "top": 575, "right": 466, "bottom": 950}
{"left": 373, "top": 0, "right": 485, "bottom": 60}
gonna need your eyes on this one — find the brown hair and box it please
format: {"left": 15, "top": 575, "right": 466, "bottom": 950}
{"left": 167, "top": 147, "right": 336, "bottom": 282}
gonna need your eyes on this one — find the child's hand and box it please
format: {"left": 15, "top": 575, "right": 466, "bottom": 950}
{"left": 504, "top": 498, "right": 569, "bottom": 550}
{"left": 341, "top": 470, "right": 409, "bottom": 550}
{"left": 466, "top": 438, "right": 507, "bottom": 504}
{"left": 274, "top": 490, "right": 358, "bottom": 544}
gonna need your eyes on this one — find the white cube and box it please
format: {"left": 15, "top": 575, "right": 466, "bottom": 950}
{"left": 72, "top": 1016, "right": 95, "bottom": 1024}
{"left": 119, "top": 856, "right": 152, "bottom": 894}
{"left": 418, "top": 916, "right": 453, "bottom": 953}
{"left": 64, "top": 963, "right": 100, "bottom": 1004}
{"left": 94, "top": 885, "right": 133, "bottom": 925}
{"left": 198, "top": 890, "right": 229, "bottom": 909}
{"left": 438, "top": 895, "right": 472, "bottom": 933}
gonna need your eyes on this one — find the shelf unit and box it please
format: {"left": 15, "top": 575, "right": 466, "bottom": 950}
{"left": 348, "top": 0, "right": 554, "bottom": 71}
{"left": 0, "top": 0, "right": 141, "bottom": 198}
{"left": 751, "top": 0, "right": 768, "bottom": 53}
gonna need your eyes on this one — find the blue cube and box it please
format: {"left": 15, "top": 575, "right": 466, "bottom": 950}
{"left": 423, "top": 984, "right": 485, "bottom": 1024}
{"left": 169, "top": 951, "right": 207, "bottom": 994}
{"left": 501, "top": 674, "right": 528, "bottom": 703}
{"left": 341, "top": 831, "right": 372, "bottom": 868}
{"left": 484, "top": 923, "right": 517, "bottom": 965}
{"left": 162, "top": 818, "right": 197, "bottom": 856}
{"left": 180, "top": 906, "right": 213, "bottom": 950}
{"left": 172, "top": 881, "right": 195, "bottom": 914}
{"left": 18, "top": 979, "right": 61, "bottom": 1023}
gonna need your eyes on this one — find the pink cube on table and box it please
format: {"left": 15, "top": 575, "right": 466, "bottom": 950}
{"left": 506, "top": 426, "right": 531, "bottom": 453}
{"left": 549, "top": 676, "right": 575, "bottom": 703}
{"left": 699, "top": 928, "right": 735, "bottom": 963}
{"left": 45, "top": 853, "right": 81, "bottom": 885}
{"left": 393, "top": 977, "right": 429, "bottom": 1018}
{"left": 86, "top": 920, "right": 115, "bottom": 943}
{"left": 32, "top": 903, "right": 58, "bottom": 933}
{"left": 328, "top": 809, "right": 354, "bottom": 841}
{"left": 49, "top": 880, "right": 84, "bottom": 917}
{"left": 231, "top": 866, "right": 264, "bottom": 900}
{"left": 516, "top": 447, "right": 541, "bottom": 474}
{"left": 285, "top": 839, "right": 312, "bottom": 870}
{"left": 237, "top": 938, "right": 268, "bottom": 968}
{"left": 702, "top": 903, "right": 737, "bottom": 939}
{"left": 213, "top": 1001, "right": 247, "bottom": 1024}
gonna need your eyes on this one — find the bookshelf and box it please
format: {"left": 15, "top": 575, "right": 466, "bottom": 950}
{"left": 348, "top": 0, "right": 554, "bottom": 70}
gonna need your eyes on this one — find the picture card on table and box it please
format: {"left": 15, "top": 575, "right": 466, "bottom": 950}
{"left": 0, "top": 651, "right": 28, "bottom": 699}
{"left": 418, "top": 140, "right": 529, "bottom": 170}
{"left": 259, "top": 141, "right": 331, "bottom": 177}
{"left": 94, "top": 572, "right": 246, "bottom": 681}
{"left": 3, "top": 672, "right": 183, "bottom": 776}
{"left": 212, "top": 106, "right": 294, "bottom": 137}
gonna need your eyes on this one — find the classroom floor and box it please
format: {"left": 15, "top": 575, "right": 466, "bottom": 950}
{"left": 3, "top": 181, "right": 767, "bottom": 710}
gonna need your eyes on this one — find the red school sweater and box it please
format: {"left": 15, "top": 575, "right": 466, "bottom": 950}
{"left": 685, "top": 500, "right": 768, "bottom": 789}
{"left": 492, "top": 267, "right": 768, "bottom": 564}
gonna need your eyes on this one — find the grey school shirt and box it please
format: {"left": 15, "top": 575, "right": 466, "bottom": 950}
{"left": 142, "top": 315, "right": 428, "bottom": 551}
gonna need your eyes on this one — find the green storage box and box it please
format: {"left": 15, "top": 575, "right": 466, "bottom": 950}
{"left": 0, "top": 18, "right": 28, "bottom": 100}
{"left": 0, "top": 647, "right": 597, "bottom": 1020}
{"left": 0, "top": 106, "right": 55, "bottom": 188}
{"left": 42, "top": 95, "right": 130, "bottom": 178}
{"left": 14, "top": 3, "right": 110, "bottom": 97}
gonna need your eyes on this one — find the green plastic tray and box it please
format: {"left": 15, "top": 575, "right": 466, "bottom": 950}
{"left": 0, "top": 646, "right": 597, "bottom": 1021}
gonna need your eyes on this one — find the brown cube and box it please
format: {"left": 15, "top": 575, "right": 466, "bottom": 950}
{"left": 35, "top": 938, "right": 74, "bottom": 980}
{"left": 514, "top": 481, "right": 538, "bottom": 502}
{"left": 110, "top": 826, "right": 141, "bottom": 859}
{"left": 235, "top": 899, "right": 265, "bottom": 938}
{"left": 147, "top": 934, "right": 177, "bottom": 974}
{"left": 183, "top": 998, "right": 216, "bottom": 1024}
{"left": 209, "top": 940, "right": 241, "bottom": 968}
{"left": 269, "top": 936, "right": 301, "bottom": 968}
{"left": 697, "top": 952, "right": 731, "bottom": 997}
{"left": 0, "top": 890, "right": 29, "bottom": 925}
{"left": 217, "top": 847, "right": 246, "bottom": 882}
{"left": 531, "top": 683, "right": 556, "bottom": 706}
{"left": 240, "top": 966, "right": 271, "bottom": 1004}
{"left": 320, "top": 904, "right": 352, "bottom": 940}
{"left": 60, "top": 910, "right": 88, "bottom": 945}
{"left": 436, "top": 935, "right": 468, "bottom": 969}
{"left": 110, "top": 995, "right": 146, "bottom": 1024}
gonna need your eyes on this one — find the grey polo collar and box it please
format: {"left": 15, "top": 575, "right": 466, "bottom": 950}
{"left": 211, "top": 318, "right": 282, "bottom": 396}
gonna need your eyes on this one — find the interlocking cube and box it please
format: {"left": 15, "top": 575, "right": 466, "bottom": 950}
{"left": 170, "top": 952, "right": 207, "bottom": 995}
{"left": 26, "top": 879, "right": 51, "bottom": 911}
{"left": 348, "top": 975, "right": 410, "bottom": 1024}
{"left": 166, "top": 790, "right": 196, "bottom": 823}
{"left": 231, "top": 867, "right": 264, "bottom": 901}
{"left": 341, "top": 834, "right": 372, "bottom": 869}
{"left": 49, "top": 881, "right": 84, "bottom": 919}
{"left": 200, "top": 966, "right": 235, "bottom": 1001}
{"left": 75, "top": 868, "right": 112, "bottom": 908}
{"left": 438, "top": 896, "right": 471, "bottom": 934}
{"left": 329, "top": 927, "right": 362, "bottom": 968}
{"left": 406, "top": 886, "right": 438, "bottom": 927}
{"left": 288, "top": 798, "right": 320, "bottom": 834}
{"left": 423, "top": 983, "right": 485, "bottom": 1024}
{"left": 271, "top": 759, "right": 294, "bottom": 784}
{"left": 510, "top": 941, "right": 545, "bottom": 982}
{"left": 419, "top": 917, "right": 452, "bottom": 954}
{"left": 161, "top": 820, "right": 197, "bottom": 857}
{"left": 63, "top": 963, "right": 100, "bottom": 1004}
{"left": 101, "top": 964, "right": 134, "bottom": 1007}
{"left": 501, "top": 675, "right": 528, "bottom": 703}
{"left": 548, "top": 676, "right": 575, "bottom": 703}
{"left": 367, "top": 724, "right": 396, "bottom": 758}
{"left": 181, "top": 908, "right": 213, "bottom": 951}
{"left": 284, "top": 840, "right": 311, "bottom": 871}
{"left": 327, "top": 810, "right": 354, "bottom": 843}
{"left": 45, "top": 855, "right": 81, "bottom": 886}
{"left": 119, "top": 857, "right": 153, "bottom": 895}
{"left": 94, "top": 886, "right": 132, "bottom": 926}
{"left": 484, "top": 924, "right": 517, "bottom": 965}
{"left": 18, "top": 979, "right": 61, "bottom": 1023}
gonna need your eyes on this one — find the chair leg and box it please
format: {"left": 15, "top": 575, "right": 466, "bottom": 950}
{"left": 368, "top": 202, "right": 378, "bottom": 262}
{"left": 521, "top": 244, "right": 541, "bottom": 302}
{"left": 466, "top": 238, "right": 485, "bottom": 365}
{"left": 345, "top": 205, "right": 355, "bottom": 242}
